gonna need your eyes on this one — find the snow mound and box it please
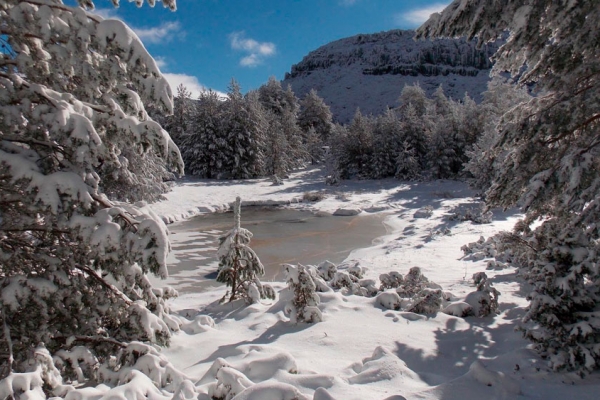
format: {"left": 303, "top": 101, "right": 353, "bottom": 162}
{"left": 181, "top": 315, "right": 215, "bottom": 334}
{"left": 413, "top": 206, "right": 433, "bottom": 218}
{"left": 468, "top": 360, "right": 521, "bottom": 394}
{"left": 231, "top": 381, "right": 310, "bottom": 400}
{"left": 333, "top": 208, "right": 362, "bottom": 216}
{"left": 348, "top": 347, "right": 423, "bottom": 385}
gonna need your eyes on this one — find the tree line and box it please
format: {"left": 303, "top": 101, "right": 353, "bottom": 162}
{"left": 158, "top": 77, "right": 530, "bottom": 187}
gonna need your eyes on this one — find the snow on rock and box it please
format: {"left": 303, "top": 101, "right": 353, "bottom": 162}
{"left": 442, "top": 301, "right": 474, "bottom": 318}
{"left": 376, "top": 290, "right": 402, "bottom": 310}
{"left": 333, "top": 207, "right": 362, "bottom": 216}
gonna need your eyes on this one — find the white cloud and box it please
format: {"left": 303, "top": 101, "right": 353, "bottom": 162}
{"left": 229, "top": 31, "right": 276, "bottom": 67}
{"left": 395, "top": 3, "right": 450, "bottom": 26}
{"left": 133, "top": 21, "right": 182, "bottom": 44}
{"left": 162, "top": 73, "right": 226, "bottom": 99}
{"left": 154, "top": 56, "right": 168, "bottom": 70}
{"left": 92, "top": 8, "right": 119, "bottom": 19}
{"left": 89, "top": 9, "right": 182, "bottom": 45}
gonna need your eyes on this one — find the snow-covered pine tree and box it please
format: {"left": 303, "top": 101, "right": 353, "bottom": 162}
{"left": 258, "top": 76, "right": 297, "bottom": 117}
{"left": 0, "top": 0, "right": 184, "bottom": 392}
{"left": 170, "top": 83, "right": 193, "bottom": 146}
{"left": 262, "top": 109, "right": 289, "bottom": 178}
{"left": 465, "top": 81, "right": 531, "bottom": 192}
{"left": 419, "top": 0, "right": 600, "bottom": 372}
{"left": 370, "top": 109, "right": 403, "bottom": 179}
{"left": 305, "top": 126, "right": 324, "bottom": 165}
{"left": 337, "top": 109, "right": 374, "bottom": 179}
{"left": 216, "top": 197, "right": 274, "bottom": 303}
{"left": 221, "top": 79, "right": 265, "bottom": 179}
{"left": 298, "top": 89, "right": 334, "bottom": 143}
{"left": 426, "top": 116, "right": 456, "bottom": 179}
{"left": 395, "top": 141, "right": 421, "bottom": 181}
{"left": 399, "top": 103, "right": 430, "bottom": 169}
{"left": 182, "top": 89, "right": 225, "bottom": 178}
{"left": 397, "top": 83, "right": 429, "bottom": 118}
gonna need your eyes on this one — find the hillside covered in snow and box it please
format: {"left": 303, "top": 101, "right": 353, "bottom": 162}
{"left": 282, "top": 30, "right": 500, "bottom": 122}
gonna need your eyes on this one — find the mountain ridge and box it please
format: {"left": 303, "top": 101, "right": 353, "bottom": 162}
{"left": 282, "top": 29, "right": 499, "bottom": 123}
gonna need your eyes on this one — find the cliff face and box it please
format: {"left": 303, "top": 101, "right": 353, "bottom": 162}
{"left": 283, "top": 30, "right": 499, "bottom": 123}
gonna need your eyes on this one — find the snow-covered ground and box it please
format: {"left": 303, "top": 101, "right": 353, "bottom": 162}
{"left": 148, "top": 167, "right": 600, "bottom": 400}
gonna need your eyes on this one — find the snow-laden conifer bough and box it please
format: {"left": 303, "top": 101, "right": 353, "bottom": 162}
{"left": 419, "top": 0, "right": 600, "bottom": 373}
{"left": 0, "top": 0, "right": 197, "bottom": 398}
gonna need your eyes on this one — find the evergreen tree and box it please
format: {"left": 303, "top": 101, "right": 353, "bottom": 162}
{"left": 420, "top": 0, "right": 600, "bottom": 372}
{"left": 427, "top": 119, "right": 456, "bottom": 179}
{"left": 217, "top": 197, "right": 274, "bottom": 303}
{"left": 398, "top": 83, "right": 429, "bottom": 117}
{"left": 258, "top": 76, "right": 298, "bottom": 117}
{"left": 283, "top": 264, "right": 322, "bottom": 323}
{"left": 298, "top": 89, "right": 334, "bottom": 142}
{"left": 257, "top": 78, "right": 306, "bottom": 175}
{"left": 395, "top": 141, "right": 421, "bottom": 180}
{"left": 221, "top": 79, "right": 265, "bottom": 179}
{"left": 171, "top": 83, "right": 193, "bottom": 146}
{"left": 182, "top": 90, "right": 225, "bottom": 178}
{"left": 0, "top": 0, "right": 184, "bottom": 393}
{"left": 465, "top": 81, "right": 532, "bottom": 191}
{"left": 337, "top": 109, "right": 374, "bottom": 178}
{"left": 370, "top": 109, "right": 403, "bottom": 179}
{"left": 401, "top": 103, "right": 430, "bottom": 168}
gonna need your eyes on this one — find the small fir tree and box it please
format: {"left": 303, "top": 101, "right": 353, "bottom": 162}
{"left": 283, "top": 264, "right": 322, "bottom": 323}
{"left": 216, "top": 197, "right": 274, "bottom": 303}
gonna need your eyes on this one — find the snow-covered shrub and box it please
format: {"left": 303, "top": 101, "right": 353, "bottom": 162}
{"left": 379, "top": 271, "right": 404, "bottom": 291}
{"left": 284, "top": 264, "right": 322, "bottom": 323}
{"left": 209, "top": 366, "right": 254, "bottom": 400}
{"left": 397, "top": 267, "right": 430, "bottom": 298}
{"left": 448, "top": 206, "right": 493, "bottom": 224}
{"left": 53, "top": 346, "right": 98, "bottom": 383}
{"left": 330, "top": 271, "right": 357, "bottom": 290}
{"left": 0, "top": 345, "right": 71, "bottom": 399}
{"left": 317, "top": 260, "right": 338, "bottom": 281}
{"left": 461, "top": 236, "right": 498, "bottom": 259}
{"left": 408, "top": 289, "right": 443, "bottom": 314}
{"left": 302, "top": 191, "right": 325, "bottom": 202}
{"left": 472, "top": 272, "right": 488, "bottom": 287}
{"left": 464, "top": 273, "right": 500, "bottom": 318}
{"left": 376, "top": 291, "right": 402, "bottom": 311}
{"left": 97, "top": 342, "right": 186, "bottom": 390}
{"left": 347, "top": 263, "right": 366, "bottom": 279}
{"left": 486, "top": 260, "right": 508, "bottom": 271}
{"left": 217, "top": 197, "right": 274, "bottom": 303}
{"left": 358, "top": 279, "right": 380, "bottom": 297}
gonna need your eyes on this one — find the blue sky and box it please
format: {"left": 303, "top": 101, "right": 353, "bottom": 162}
{"left": 90, "top": 0, "right": 450, "bottom": 97}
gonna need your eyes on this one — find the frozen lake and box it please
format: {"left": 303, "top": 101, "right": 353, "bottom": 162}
{"left": 159, "top": 207, "right": 389, "bottom": 293}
